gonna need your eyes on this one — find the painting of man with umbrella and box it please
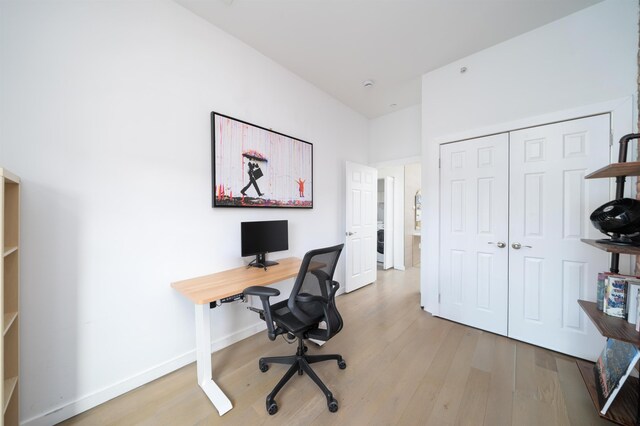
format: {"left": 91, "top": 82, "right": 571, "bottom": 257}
{"left": 240, "top": 151, "right": 266, "bottom": 197}
{"left": 212, "top": 112, "right": 313, "bottom": 208}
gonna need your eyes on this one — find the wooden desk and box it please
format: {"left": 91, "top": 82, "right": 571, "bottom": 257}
{"left": 171, "top": 257, "right": 302, "bottom": 416}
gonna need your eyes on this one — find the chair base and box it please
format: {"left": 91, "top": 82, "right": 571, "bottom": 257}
{"left": 259, "top": 338, "right": 346, "bottom": 415}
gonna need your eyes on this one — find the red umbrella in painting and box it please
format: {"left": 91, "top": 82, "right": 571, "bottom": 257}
{"left": 242, "top": 150, "right": 268, "bottom": 162}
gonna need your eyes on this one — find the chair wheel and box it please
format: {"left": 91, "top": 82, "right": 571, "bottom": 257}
{"left": 328, "top": 398, "right": 338, "bottom": 412}
{"left": 259, "top": 361, "right": 269, "bottom": 372}
{"left": 267, "top": 401, "right": 278, "bottom": 415}
{"left": 338, "top": 360, "right": 347, "bottom": 369}
{"left": 303, "top": 345, "right": 308, "bottom": 353}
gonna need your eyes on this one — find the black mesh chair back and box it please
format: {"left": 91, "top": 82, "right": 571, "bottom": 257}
{"left": 287, "top": 244, "right": 344, "bottom": 341}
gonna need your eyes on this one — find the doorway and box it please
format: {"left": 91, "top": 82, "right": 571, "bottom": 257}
{"left": 375, "top": 161, "right": 422, "bottom": 272}
{"left": 377, "top": 177, "right": 394, "bottom": 269}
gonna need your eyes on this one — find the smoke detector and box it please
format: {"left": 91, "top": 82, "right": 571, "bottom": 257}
{"left": 362, "top": 80, "right": 375, "bottom": 88}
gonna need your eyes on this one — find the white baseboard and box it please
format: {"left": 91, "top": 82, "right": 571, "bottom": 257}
{"left": 21, "top": 322, "right": 266, "bottom": 426}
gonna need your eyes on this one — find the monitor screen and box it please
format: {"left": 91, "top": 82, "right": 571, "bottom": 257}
{"left": 241, "top": 220, "right": 288, "bottom": 257}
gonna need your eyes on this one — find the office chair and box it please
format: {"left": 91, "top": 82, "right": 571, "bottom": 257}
{"left": 243, "top": 244, "right": 346, "bottom": 415}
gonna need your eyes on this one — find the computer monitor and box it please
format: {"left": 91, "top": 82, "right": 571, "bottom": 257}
{"left": 241, "top": 220, "right": 288, "bottom": 268}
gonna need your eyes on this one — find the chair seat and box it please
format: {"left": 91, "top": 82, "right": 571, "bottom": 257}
{"left": 271, "top": 300, "right": 323, "bottom": 334}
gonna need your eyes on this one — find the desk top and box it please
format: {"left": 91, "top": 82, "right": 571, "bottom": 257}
{"left": 171, "top": 257, "right": 302, "bottom": 305}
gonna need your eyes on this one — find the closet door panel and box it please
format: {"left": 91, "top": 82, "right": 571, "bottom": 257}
{"left": 508, "top": 114, "right": 609, "bottom": 361}
{"left": 439, "top": 134, "right": 509, "bottom": 335}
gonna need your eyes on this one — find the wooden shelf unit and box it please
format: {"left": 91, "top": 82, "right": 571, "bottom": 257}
{"left": 577, "top": 359, "right": 639, "bottom": 425}
{"left": 585, "top": 162, "right": 640, "bottom": 179}
{"left": 577, "top": 298, "right": 640, "bottom": 425}
{"left": 578, "top": 300, "right": 640, "bottom": 346}
{"left": 581, "top": 239, "right": 640, "bottom": 256}
{"left": 579, "top": 152, "right": 640, "bottom": 426}
{"left": 0, "top": 169, "right": 19, "bottom": 426}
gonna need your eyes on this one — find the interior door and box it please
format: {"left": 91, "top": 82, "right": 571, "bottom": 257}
{"left": 508, "top": 114, "right": 609, "bottom": 360}
{"left": 439, "top": 133, "right": 510, "bottom": 335}
{"left": 345, "top": 161, "right": 377, "bottom": 292}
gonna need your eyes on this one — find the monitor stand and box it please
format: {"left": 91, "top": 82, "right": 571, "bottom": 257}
{"left": 247, "top": 253, "right": 279, "bottom": 270}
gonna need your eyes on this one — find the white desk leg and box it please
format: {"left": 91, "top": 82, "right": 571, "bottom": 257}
{"left": 195, "top": 304, "right": 233, "bottom": 415}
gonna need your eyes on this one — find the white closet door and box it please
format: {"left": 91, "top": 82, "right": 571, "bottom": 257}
{"left": 440, "top": 134, "right": 509, "bottom": 335}
{"left": 508, "top": 114, "right": 609, "bottom": 360}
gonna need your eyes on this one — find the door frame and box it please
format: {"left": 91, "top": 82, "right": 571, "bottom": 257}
{"left": 423, "top": 96, "right": 635, "bottom": 315}
{"left": 383, "top": 176, "right": 394, "bottom": 270}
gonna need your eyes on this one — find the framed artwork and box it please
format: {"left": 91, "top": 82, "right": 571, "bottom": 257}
{"left": 211, "top": 112, "right": 313, "bottom": 208}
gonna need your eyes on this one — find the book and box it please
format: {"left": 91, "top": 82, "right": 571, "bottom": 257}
{"left": 596, "top": 272, "right": 609, "bottom": 311}
{"left": 626, "top": 281, "right": 640, "bottom": 324}
{"left": 636, "top": 292, "right": 640, "bottom": 332}
{"left": 603, "top": 276, "right": 629, "bottom": 318}
{"left": 593, "top": 338, "right": 640, "bottom": 414}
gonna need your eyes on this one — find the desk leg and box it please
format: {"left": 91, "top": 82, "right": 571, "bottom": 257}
{"left": 195, "top": 304, "right": 233, "bottom": 415}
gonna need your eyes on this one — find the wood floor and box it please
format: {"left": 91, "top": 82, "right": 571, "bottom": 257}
{"left": 62, "top": 267, "right": 609, "bottom": 426}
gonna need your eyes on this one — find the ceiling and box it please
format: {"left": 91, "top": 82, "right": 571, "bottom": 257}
{"left": 175, "top": 0, "right": 603, "bottom": 118}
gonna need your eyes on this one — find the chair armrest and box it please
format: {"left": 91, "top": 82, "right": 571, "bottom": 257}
{"left": 243, "top": 286, "right": 280, "bottom": 341}
{"left": 330, "top": 280, "right": 340, "bottom": 296}
{"left": 243, "top": 286, "right": 280, "bottom": 298}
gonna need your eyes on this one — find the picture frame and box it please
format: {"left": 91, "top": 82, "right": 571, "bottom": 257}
{"left": 211, "top": 112, "right": 313, "bottom": 209}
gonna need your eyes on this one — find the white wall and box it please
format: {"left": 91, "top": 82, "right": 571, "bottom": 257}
{"left": 421, "top": 0, "right": 638, "bottom": 312}
{"left": 369, "top": 104, "right": 421, "bottom": 164}
{"left": 0, "top": 1, "right": 368, "bottom": 424}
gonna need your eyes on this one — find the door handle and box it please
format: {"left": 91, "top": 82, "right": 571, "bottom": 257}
{"left": 488, "top": 241, "right": 506, "bottom": 248}
{"left": 346, "top": 231, "right": 356, "bottom": 236}
{"left": 511, "top": 242, "right": 532, "bottom": 250}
